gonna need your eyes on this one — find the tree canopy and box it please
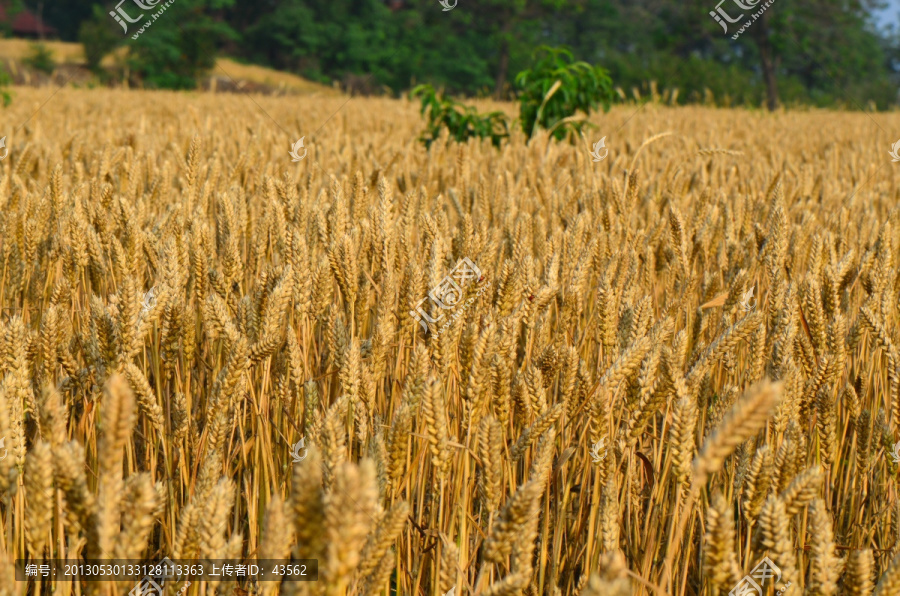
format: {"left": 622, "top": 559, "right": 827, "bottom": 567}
{"left": 32, "top": 0, "right": 900, "bottom": 107}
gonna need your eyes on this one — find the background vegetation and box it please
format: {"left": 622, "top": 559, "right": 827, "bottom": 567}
{"left": 23, "top": 0, "right": 900, "bottom": 108}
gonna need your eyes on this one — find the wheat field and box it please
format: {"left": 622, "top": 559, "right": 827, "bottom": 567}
{"left": 2, "top": 87, "right": 900, "bottom": 595}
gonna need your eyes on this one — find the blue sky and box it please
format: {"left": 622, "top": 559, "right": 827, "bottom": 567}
{"left": 873, "top": 0, "right": 900, "bottom": 30}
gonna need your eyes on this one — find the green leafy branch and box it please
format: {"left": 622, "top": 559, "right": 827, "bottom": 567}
{"left": 410, "top": 84, "right": 510, "bottom": 149}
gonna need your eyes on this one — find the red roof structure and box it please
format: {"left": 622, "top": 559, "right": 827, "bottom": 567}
{"left": 0, "top": 4, "right": 56, "bottom": 38}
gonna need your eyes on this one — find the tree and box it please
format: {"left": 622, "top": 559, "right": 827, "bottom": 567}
{"left": 33, "top": 0, "right": 93, "bottom": 41}
{"left": 240, "top": 0, "right": 394, "bottom": 84}
{"left": 79, "top": 5, "right": 121, "bottom": 74}
{"left": 758, "top": 0, "right": 893, "bottom": 109}
{"left": 554, "top": 0, "right": 895, "bottom": 110}
{"left": 126, "top": 0, "right": 237, "bottom": 90}
{"left": 751, "top": 8, "right": 779, "bottom": 111}
{"left": 474, "top": 0, "right": 580, "bottom": 99}
{"left": 24, "top": 0, "right": 900, "bottom": 109}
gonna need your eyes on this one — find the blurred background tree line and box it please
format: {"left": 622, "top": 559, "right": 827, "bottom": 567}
{"left": 27, "top": 0, "right": 900, "bottom": 108}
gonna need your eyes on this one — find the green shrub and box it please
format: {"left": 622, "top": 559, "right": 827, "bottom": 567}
{"left": 23, "top": 43, "right": 55, "bottom": 75}
{"left": 410, "top": 84, "right": 509, "bottom": 149}
{"left": 515, "top": 46, "right": 614, "bottom": 141}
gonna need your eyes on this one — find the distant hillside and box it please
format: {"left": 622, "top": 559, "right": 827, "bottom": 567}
{"left": 0, "top": 38, "right": 339, "bottom": 95}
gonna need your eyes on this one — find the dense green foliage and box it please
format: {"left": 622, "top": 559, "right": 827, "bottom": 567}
{"left": 126, "top": 0, "right": 237, "bottom": 90}
{"left": 411, "top": 84, "right": 509, "bottom": 148}
{"left": 78, "top": 6, "right": 121, "bottom": 73}
{"left": 30, "top": 0, "right": 900, "bottom": 106}
{"left": 556, "top": 0, "right": 898, "bottom": 109}
{"left": 515, "top": 46, "right": 613, "bottom": 140}
{"left": 41, "top": 0, "right": 93, "bottom": 42}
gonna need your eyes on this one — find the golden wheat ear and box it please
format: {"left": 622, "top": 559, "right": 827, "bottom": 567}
{"left": 693, "top": 379, "right": 784, "bottom": 485}
{"left": 24, "top": 441, "right": 53, "bottom": 556}
{"left": 875, "top": 550, "right": 900, "bottom": 596}
{"left": 845, "top": 549, "right": 876, "bottom": 596}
